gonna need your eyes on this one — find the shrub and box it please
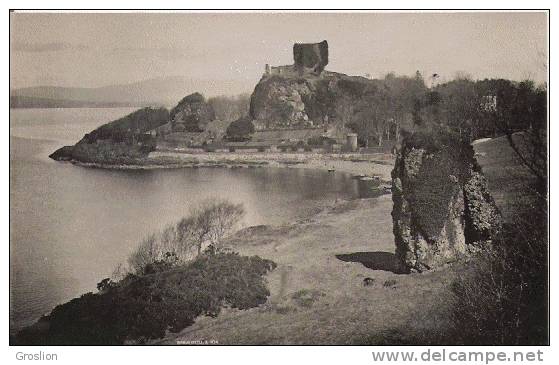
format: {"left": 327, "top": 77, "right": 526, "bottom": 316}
{"left": 291, "top": 289, "right": 325, "bottom": 308}
{"left": 226, "top": 115, "right": 255, "bottom": 140}
{"left": 449, "top": 195, "right": 547, "bottom": 345}
{"left": 383, "top": 279, "right": 397, "bottom": 288}
{"left": 127, "top": 199, "right": 245, "bottom": 275}
{"left": 96, "top": 278, "right": 117, "bottom": 292}
{"left": 15, "top": 251, "right": 276, "bottom": 345}
{"left": 307, "top": 135, "right": 335, "bottom": 147}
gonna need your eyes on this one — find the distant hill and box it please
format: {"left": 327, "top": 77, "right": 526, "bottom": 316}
{"left": 9, "top": 95, "right": 144, "bottom": 109}
{"left": 11, "top": 76, "right": 255, "bottom": 109}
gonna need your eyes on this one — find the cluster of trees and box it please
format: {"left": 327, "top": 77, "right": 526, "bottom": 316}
{"left": 208, "top": 93, "right": 251, "bottom": 122}
{"left": 81, "top": 107, "right": 169, "bottom": 144}
{"left": 344, "top": 72, "right": 547, "bottom": 149}
{"left": 126, "top": 199, "right": 245, "bottom": 276}
{"left": 423, "top": 77, "right": 547, "bottom": 141}
{"left": 224, "top": 115, "right": 255, "bottom": 141}
{"left": 344, "top": 72, "right": 426, "bottom": 147}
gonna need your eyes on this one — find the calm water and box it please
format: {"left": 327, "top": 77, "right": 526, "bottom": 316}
{"left": 9, "top": 108, "right": 377, "bottom": 332}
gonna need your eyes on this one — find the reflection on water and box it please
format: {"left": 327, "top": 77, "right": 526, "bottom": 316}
{"left": 9, "top": 108, "right": 382, "bottom": 332}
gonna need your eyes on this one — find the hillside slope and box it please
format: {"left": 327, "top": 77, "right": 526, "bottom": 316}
{"left": 473, "top": 134, "right": 541, "bottom": 222}
{"left": 155, "top": 197, "right": 459, "bottom": 345}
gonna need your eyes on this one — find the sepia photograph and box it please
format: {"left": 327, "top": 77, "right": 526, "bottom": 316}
{"left": 8, "top": 9, "right": 549, "bottom": 349}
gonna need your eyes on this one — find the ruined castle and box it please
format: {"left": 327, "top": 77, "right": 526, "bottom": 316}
{"left": 264, "top": 40, "right": 329, "bottom": 77}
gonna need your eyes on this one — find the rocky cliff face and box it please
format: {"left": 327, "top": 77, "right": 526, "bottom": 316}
{"left": 249, "top": 71, "right": 379, "bottom": 132}
{"left": 391, "top": 132, "right": 501, "bottom": 272}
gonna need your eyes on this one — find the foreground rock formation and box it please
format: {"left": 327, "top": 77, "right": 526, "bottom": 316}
{"left": 391, "top": 131, "right": 501, "bottom": 271}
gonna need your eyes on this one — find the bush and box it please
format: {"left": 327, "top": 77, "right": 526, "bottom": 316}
{"left": 291, "top": 289, "right": 325, "bottom": 308}
{"left": 450, "top": 195, "right": 547, "bottom": 345}
{"left": 14, "top": 251, "right": 276, "bottom": 345}
{"left": 307, "top": 135, "right": 335, "bottom": 147}
{"left": 225, "top": 115, "right": 255, "bottom": 140}
{"left": 128, "top": 199, "right": 245, "bottom": 275}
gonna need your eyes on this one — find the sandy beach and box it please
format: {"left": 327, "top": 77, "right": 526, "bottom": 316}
{"left": 148, "top": 150, "right": 395, "bottom": 182}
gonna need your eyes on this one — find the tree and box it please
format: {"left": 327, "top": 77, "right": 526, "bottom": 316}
{"left": 208, "top": 94, "right": 251, "bottom": 122}
{"left": 495, "top": 82, "right": 547, "bottom": 193}
{"left": 126, "top": 199, "right": 245, "bottom": 274}
{"left": 225, "top": 116, "right": 255, "bottom": 141}
{"left": 189, "top": 199, "right": 245, "bottom": 254}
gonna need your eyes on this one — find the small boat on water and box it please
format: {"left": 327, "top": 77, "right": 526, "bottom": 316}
{"left": 328, "top": 167, "right": 336, "bottom": 172}
{"left": 359, "top": 176, "right": 375, "bottom": 181}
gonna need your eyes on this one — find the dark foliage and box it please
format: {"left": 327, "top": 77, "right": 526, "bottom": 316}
{"left": 81, "top": 107, "right": 169, "bottom": 144}
{"left": 450, "top": 194, "right": 548, "bottom": 345}
{"left": 400, "top": 129, "right": 475, "bottom": 239}
{"left": 14, "top": 251, "right": 276, "bottom": 345}
{"left": 225, "top": 115, "right": 255, "bottom": 141}
{"left": 420, "top": 78, "right": 547, "bottom": 142}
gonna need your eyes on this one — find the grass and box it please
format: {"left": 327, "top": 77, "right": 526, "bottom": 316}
{"left": 153, "top": 197, "right": 459, "bottom": 345}
{"left": 290, "top": 289, "right": 326, "bottom": 308}
{"left": 450, "top": 135, "right": 548, "bottom": 345}
{"left": 473, "top": 135, "right": 540, "bottom": 222}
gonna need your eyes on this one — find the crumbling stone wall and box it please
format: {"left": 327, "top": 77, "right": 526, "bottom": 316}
{"left": 293, "top": 40, "right": 328, "bottom": 75}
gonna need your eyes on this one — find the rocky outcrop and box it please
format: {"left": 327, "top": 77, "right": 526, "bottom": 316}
{"left": 49, "top": 107, "right": 169, "bottom": 163}
{"left": 252, "top": 39, "right": 382, "bottom": 132}
{"left": 249, "top": 71, "right": 379, "bottom": 131}
{"left": 49, "top": 93, "right": 217, "bottom": 164}
{"left": 391, "top": 132, "right": 501, "bottom": 272}
{"left": 170, "top": 92, "right": 215, "bottom": 132}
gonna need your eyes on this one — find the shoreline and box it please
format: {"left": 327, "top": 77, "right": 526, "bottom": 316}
{"left": 54, "top": 150, "right": 395, "bottom": 183}
{"left": 152, "top": 195, "right": 457, "bottom": 345}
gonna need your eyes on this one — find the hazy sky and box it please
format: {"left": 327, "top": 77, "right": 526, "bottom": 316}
{"left": 10, "top": 11, "right": 548, "bottom": 91}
